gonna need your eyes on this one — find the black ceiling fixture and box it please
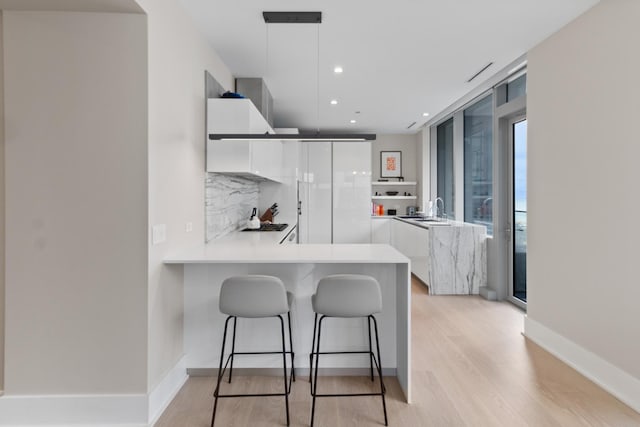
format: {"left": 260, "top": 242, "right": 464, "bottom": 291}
{"left": 262, "top": 11, "right": 322, "bottom": 24}
{"left": 207, "top": 10, "right": 375, "bottom": 142}
{"left": 210, "top": 133, "right": 376, "bottom": 142}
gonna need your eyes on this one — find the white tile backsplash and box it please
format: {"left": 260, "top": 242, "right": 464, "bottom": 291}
{"left": 205, "top": 173, "right": 258, "bottom": 241}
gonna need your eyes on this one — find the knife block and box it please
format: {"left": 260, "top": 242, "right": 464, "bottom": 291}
{"left": 259, "top": 210, "right": 273, "bottom": 223}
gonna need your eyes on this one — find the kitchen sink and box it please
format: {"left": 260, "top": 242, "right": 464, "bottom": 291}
{"left": 415, "top": 219, "right": 450, "bottom": 225}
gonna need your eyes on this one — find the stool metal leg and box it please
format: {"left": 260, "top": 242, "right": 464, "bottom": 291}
{"left": 310, "top": 315, "right": 325, "bottom": 427}
{"left": 278, "top": 315, "right": 291, "bottom": 426}
{"left": 287, "top": 312, "right": 295, "bottom": 383}
{"left": 368, "top": 317, "right": 374, "bottom": 381}
{"left": 309, "top": 313, "right": 318, "bottom": 389}
{"left": 212, "top": 315, "right": 293, "bottom": 426}
{"left": 371, "top": 315, "right": 388, "bottom": 426}
{"left": 309, "top": 315, "right": 387, "bottom": 426}
{"left": 228, "top": 316, "right": 237, "bottom": 383}
{"left": 211, "top": 315, "right": 233, "bottom": 427}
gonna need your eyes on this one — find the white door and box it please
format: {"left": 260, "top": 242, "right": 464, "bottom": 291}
{"left": 508, "top": 116, "right": 528, "bottom": 308}
{"left": 333, "top": 142, "right": 372, "bottom": 243}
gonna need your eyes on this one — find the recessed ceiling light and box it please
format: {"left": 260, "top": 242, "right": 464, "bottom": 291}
{"left": 350, "top": 119, "right": 356, "bottom": 124}
{"left": 334, "top": 66, "right": 343, "bottom": 74}
{"left": 330, "top": 99, "right": 338, "bottom": 105}
{"left": 423, "top": 112, "right": 430, "bottom": 117}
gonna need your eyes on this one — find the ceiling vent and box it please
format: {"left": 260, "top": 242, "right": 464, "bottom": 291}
{"left": 466, "top": 62, "right": 494, "bottom": 83}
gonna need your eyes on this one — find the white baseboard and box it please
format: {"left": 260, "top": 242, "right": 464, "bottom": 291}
{"left": 148, "top": 356, "right": 188, "bottom": 426}
{"left": 524, "top": 316, "right": 640, "bottom": 414}
{"left": 0, "top": 393, "right": 148, "bottom": 426}
{"left": 187, "top": 367, "right": 396, "bottom": 377}
{"left": 0, "top": 357, "right": 188, "bottom": 426}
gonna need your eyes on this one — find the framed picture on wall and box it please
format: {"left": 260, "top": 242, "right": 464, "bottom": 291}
{"left": 380, "top": 151, "right": 402, "bottom": 178}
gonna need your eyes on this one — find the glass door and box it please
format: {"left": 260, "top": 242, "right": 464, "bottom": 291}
{"left": 510, "top": 118, "right": 527, "bottom": 304}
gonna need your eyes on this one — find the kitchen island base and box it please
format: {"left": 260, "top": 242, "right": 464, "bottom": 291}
{"left": 166, "top": 244, "right": 411, "bottom": 402}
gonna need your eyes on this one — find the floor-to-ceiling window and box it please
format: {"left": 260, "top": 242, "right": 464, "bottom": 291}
{"left": 436, "top": 118, "right": 455, "bottom": 218}
{"left": 463, "top": 95, "right": 493, "bottom": 234}
{"left": 428, "top": 66, "right": 527, "bottom": 306}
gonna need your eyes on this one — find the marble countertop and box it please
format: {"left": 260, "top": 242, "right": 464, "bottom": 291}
{"left": 165, "top": 243, "right": 409, "bottom": 264}
{"left": 210, "top": 218, "right": 296, "bottom": 246}
{"left": 393, "top": 216, "right": 486, "bottom": 231}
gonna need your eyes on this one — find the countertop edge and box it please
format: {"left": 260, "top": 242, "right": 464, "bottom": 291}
{"left": 164, "top": 243, "right": 410, "bottom": 264}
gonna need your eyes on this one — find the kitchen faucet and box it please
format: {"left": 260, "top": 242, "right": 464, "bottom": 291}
{"left": 434, "top": 197, "right": 445, "bottom": 220}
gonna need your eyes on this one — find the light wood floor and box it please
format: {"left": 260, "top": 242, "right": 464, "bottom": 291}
{"left": 155, "top": 277, "right": 640, "bottom": 427}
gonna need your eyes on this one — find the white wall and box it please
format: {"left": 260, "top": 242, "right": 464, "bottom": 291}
{"left": 372, "top": 133, "right": 420, "bottom": 215}
{"left": 527, "top": 0, "right": 640, "bottom": 384}
{"left": 416, "top": 129, "right": 429, "bottom": 210}
{"left": 0, "top": 11, "right": 4, "bottom": 393}
{"left": 3, "top": 11, "right": 148, "bottom": 394}
{"left": 133, "top": 0, "right": 234, "bottom": 392}
{"left": 372, "top": 134, "right": 419, "bottom": 182}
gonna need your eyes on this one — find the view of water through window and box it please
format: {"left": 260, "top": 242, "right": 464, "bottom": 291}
{"left": 513, "top": 119, "right": 527, "bottom": 302}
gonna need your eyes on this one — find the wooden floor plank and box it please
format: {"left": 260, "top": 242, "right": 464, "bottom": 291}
{"left": 155, "top": 276, "right": 640, "bottom": 426}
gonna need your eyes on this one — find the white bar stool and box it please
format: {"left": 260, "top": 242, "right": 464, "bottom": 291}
{"left": 309, "top": 274, "right": 388, "bottom": 426}
{"left": 211, "top": 275, "right": 295, "bottom": 427}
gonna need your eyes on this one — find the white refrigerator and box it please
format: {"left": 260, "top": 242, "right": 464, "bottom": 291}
{"left": 298, "top": 141, "right": 372, "bottom": 244}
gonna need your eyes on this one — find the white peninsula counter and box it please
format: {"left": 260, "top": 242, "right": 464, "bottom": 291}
{"left": 165, "top": 242, "right": 412, "bottom": 402}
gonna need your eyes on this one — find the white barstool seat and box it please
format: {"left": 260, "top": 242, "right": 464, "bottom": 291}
{"left": 309, "top": 274, "right": 388, "bottom": 426}
{"left": 211, "top": 275, "right": 295, "bottom": 427}
{"left": 312, "top": 274, "right": 382, "bottom": 317}
{"left": 219, "top": 275, "right": 292, "bottom": 317}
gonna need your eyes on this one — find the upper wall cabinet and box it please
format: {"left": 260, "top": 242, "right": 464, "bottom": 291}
{"left": 207, "top": 98, "right": 283, "bottom": 182}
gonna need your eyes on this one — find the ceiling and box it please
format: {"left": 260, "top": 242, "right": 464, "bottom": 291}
{"left": 0, "top": 0, "right": 143, "bottom": 13}
{"left": 177, "top": 0, "right": 599, "bottom": 134}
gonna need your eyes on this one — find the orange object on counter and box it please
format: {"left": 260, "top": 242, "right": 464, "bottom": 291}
{"left": 377, "top": 204, "right": 384, "bottom": 216}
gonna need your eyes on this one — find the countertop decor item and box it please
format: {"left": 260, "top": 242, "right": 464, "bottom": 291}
{"left": 385, "top": 191, "right": 399, "bottom": 196}
{"left": 221, "top": 91, "right": 245, "bottom": 98}
{"left": 248, "top": 208, "right": 260, "bottom": 229}
{"left": 381, "top": 151, "right": 402, "bottom": 178}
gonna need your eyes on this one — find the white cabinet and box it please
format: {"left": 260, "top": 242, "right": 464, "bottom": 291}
{"left": 333, "top": 142, "right": 372, "bottom": 243}
{"left": 298, "top": 141, "right": 371, "bottom": 244}
{"left": 371, "top": 218, "right": 391, "bottom": 244}
{"left": 206, "top": 98, "right": 283, "bottom": 182}
{"left": 391, "top": 219, "right": 429, "bottom": 284}
{"left": 298, "top": 142, "right": 332, "bottom": 244}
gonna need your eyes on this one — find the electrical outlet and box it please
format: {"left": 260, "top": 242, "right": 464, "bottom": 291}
{"left": 186, "top": 222, "right": 193, "bottom": 232}
{"left": 152, "top": 224, "right": 166, "bottom": 244}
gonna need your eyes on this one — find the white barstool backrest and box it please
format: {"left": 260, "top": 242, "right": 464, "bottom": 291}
{"left": 313, "top": 274, "right": 382, "bottom": 317}
{"left": 220, "top": 275, "right": 289, "bottom": 318}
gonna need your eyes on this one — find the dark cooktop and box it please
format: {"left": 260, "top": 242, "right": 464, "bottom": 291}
{"left": 242, "top": 223, "right": 288, "bottom": 232}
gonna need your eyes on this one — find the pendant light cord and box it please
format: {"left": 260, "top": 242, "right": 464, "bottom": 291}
{"left": 316, "top": 22, "right": 320, "bottom": 135}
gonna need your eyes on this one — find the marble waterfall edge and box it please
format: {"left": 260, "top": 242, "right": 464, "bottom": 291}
{"left": 206, "top": 173, "right": 259, "bottom": 241}
{"left": 427, "top": 225, "right": 486, "bottom": 295}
